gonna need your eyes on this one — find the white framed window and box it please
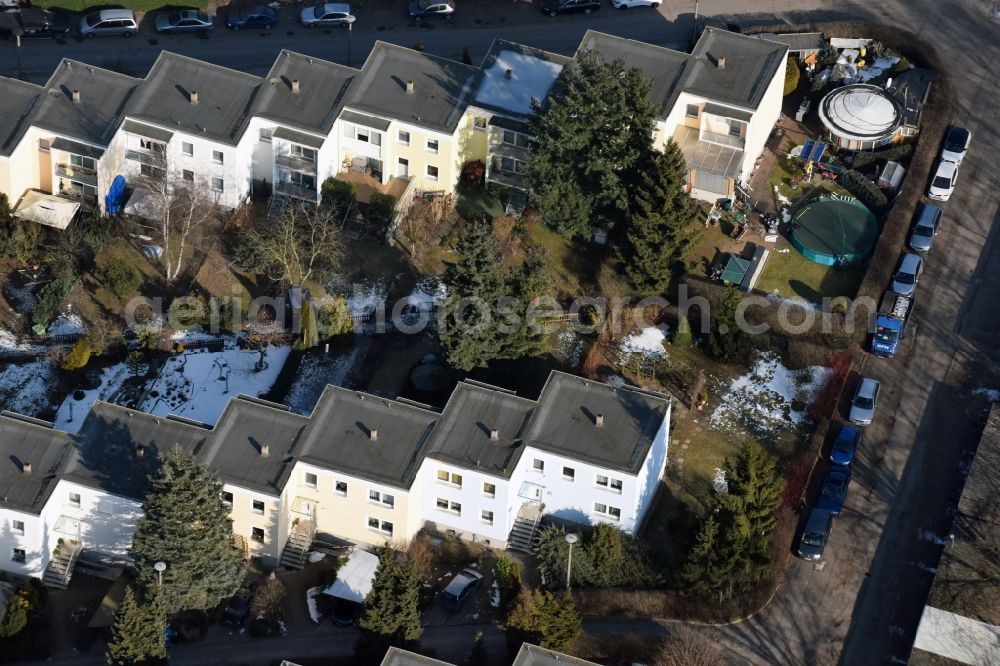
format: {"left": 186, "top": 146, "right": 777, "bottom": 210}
{"left": 482, "top": 482, "right": 496, "bottom": 498}
{"left": 610, "top": 478, "right": 623, "bottom": 492}
{"left": 12, "top": 520, "right": 24, "bottom": 535}
{"left": 181, "top": 141, "right": 193, "bottom": 157}
{"left": 473, "top": 117, "right": 487, "bottom": 131}
{"left": 68, "top": 492, "right": 81, "bottom": 508}
{"left": 595, "top": 475, "right": 623, "bottom": 493}
{"left": 500, "top": 129, "right": 530, "bottom": 148}
{"left": 728, "top": 120, "right": 742, "bottom": 137}
{"left": 594, "top": 502, "right": 607, "bottom": 515}
{"left": 12, "top": 548, "right": 26, "bottom": 563}
{"left": 426, "top": 165, "right": 439, "bottom": 180}
{"left": 595, "top": 474, "right": 608, "bottom": 487}
{"left": 290, "top": 145, "right": 316, "bottom": 161}
{"left": 608, "top": 506, "right": 621, "bottom": 521}
{"left": 212, "top": 150, "right": 224, "bottom": 164}
{"left": 260, "top": 128, "right": 273, "bottom": 143}
{"left": 221, "top": 491, "right": 233, "bottom": 506}
{"left": 398, "top": 130, "right": 410, "bottom": 145}
{"left": 211, "top": 177, "right": 224, "bottom": 192}
{"left": 436, "top": 498, "right": 461, "bottom": 515}
{"left": 426, "top": 138, "right": 439, "bottom": 154}
{"left": 594, "top": 503, "right": 621, "bottom": 521}
{"left": 686, "top": 104, "right": 699, "bottom": 118}
{"left": 532, "top": 459, "right": 544, "bottom": 472}
{"left": 369, "top": 490, "right": 394, "bottom": 507}
{"left": 251, "top": 527, "right": 264, "bottom": 543}
{"left": 437, "top": 470, "right": 462, "bottom": 487}
{"left": 562, "top": 466, "right": 575, "bottom": 481}
{"left": 481, "top": 510, "right": 494, "bottom": 525}
{"left": 305, "top": 472, "right": 318, "bottom": 488}
{"left": 182, "top": 169, "right": 194, "bottom": 182}
{"left": 345, "top": 124, "right": 382, "bottom": 146}
{"left": 335, "top": 481, "right": 348, "bottom": 496}
{"left": 70, "top": 154, "right": 96, "bottom": 170}
{"left": 499, "top": 156, "right": 525, "bottom": 174}
{"left": 252, "top": 500, "right": 265, "bottom": 515}
{"left": 367, "top": 517, "right": 393, "bottom": 535}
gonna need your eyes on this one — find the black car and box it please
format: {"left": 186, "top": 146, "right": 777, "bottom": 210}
{"left": 220, "top": 584, "right": 255, "bottom": 628}
{"left": 539, "top": 0, "right": 600, "bottom": 16}
{"left": 0, "top": 7, "right": 71, "bottom": 40}
{"left": 226, "top": 4, "right": 278, "bottom": 30}
{"left": 796, "top": 508, "right": 833, "bottom": 561}
{"left": 439, "top": 568, "right": 483, "bottom": 611}
{"left": 407, "top": 0, "right": 454, "bottom": 19}
{"left": 817, "top": 466, "right": 851, "bottom": 516}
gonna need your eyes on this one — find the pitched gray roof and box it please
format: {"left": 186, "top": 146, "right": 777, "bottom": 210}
{"left": 473, "top": 39, "right": 571, "bottom": 118}
{"left": 379, "top": 647, "right": 453, "bottom": 666}
{"left": 125, "top": 52, "right": 260, "bottom": 146}
{"left": 32, "top": 59, "right": 138, "bottom": 147}
{"left": 0, "top": 78, "right": 43, "bottom": 157}
{"left": 0, "top": 413, "right": 72, "bottom": 515}
{"left": 344, "top": 42, "right": 480, "bottom": 134}
{"left": 425, "top": 381, "right": 534, "bottom": 478}
{"left": 294, "top": 385, "right": 437, "bottom": 489}
{"left": 256, "top": 50, "right": 357, "bottom": 135}
{"left": 513, "top": 644, "right": 599, "bottom": 666}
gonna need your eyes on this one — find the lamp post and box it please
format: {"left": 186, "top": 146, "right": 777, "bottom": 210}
{"left": 564, "top": 533, "right": 578, "bottom": 591}
{"left": 347, "top": 21, "right": 352, "bottom": 68}
{"left": 154, "top": 561, "right": 167, "bottom": 587}
{"left": 691, "top": 0, "right": 699, "bottom": 46}
{"left": 14, "top": 29, "right": 23, "bottom": 80}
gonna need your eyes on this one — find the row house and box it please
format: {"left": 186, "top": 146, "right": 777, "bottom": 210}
{"left": 0, "top": 371, "right": 669, "bottom": 585}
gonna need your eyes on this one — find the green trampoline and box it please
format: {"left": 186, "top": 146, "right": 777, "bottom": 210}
{"left": 790, "top": 196, "right": 879, "bottom": 266}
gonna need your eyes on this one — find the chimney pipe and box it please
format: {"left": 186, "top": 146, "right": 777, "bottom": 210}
{"left": 71, "top": 90, "right": 81, "bottom": 103}
{"left": 190, "top": 90, "right": 199, "bottom": 104}
{"left": 370, "top": 428, "right": 379, "bottom": 441}
{"left": 717, "top": 56, "right": 726, "bottom": 69}
{"left": 504, "top": 68, "right": 512, "bottom": 80}
{"left": 406, "top": 80, "right": 414, "bottom": 94}
{"left": 490, "top": 428, "right": 499, "bottom": 441}
{"left": 291, "top": 79, "right": 300, "bottom": 93}
{"left": 21, "top": 462, "right": 32, "bottom": 475}
{"left": 136, "top": 444, "right": 145, "bottom": 458}
{"left": 595, "top": 414, "right": 605, "bottom": 427}
{"left": 260, "top": 442, "right": 270, "bottom": 457}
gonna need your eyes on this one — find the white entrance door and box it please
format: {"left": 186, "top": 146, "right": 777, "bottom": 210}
{"left": 397, "top": 157, "right": 409, "bottom": 178}
{"left": 518, "top": 482, "right": 543, "bottom": 501}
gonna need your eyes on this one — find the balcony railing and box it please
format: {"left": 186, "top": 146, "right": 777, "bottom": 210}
{"left": 275, "top": 154, "right": 317, "bottom": 175}
{"left": 699, "top": 130, "right": 745, "bottom": 150}
{"left": 124, "top": 149, "right": 166, "bottom": 167}
{"left": 486, "top": 168, "right": 526, "bottom": 190}
{"left": 274, "top": 181, "right": 318, "bottom": 202}
{"left": 55, "top": 164, "right": 98, "bottom": 187}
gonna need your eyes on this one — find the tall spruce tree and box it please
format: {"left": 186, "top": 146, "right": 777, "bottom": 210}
{"left": 106, "top": 586, "right": 167, "bottom": 666}
{"left": 707, "top": 287, "right": 754, "bottom": 364}
{"left": 355, "top": 545, "right": 423, "bottom": 664}
{"left": 619, "top": 140, "right": 700, "bottom": 293}
{"left": 130, "top": 447, "right": 244, "bottom": 616}
{"left": 678, "top": 514, "right": 728, "bottom": 601}
{"left": 526, "top": 50, "right": 656, "bottom": 238}
{"left": 507, "top": 590, "right": 581, "bottom": 653}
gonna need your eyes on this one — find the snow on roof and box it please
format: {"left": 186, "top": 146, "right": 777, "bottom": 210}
{"left": 818, "top": 84, "right": 902, "bottom": 142}
{"left": 474, "top": 49, "right": 563, "bottom": 117}
{"left": 322, "top": 549, "right": 380, "bottom": 603}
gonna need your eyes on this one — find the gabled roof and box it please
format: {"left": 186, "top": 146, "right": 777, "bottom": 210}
{"left": 344, "top": 41, "right": 480, "bottom": 134}
{"left": 32, "top": 60, "right": 139, "bottom": 147}
{"left": 255, "top": 50, "right": 357, "bottom": 136}
{"left": 0, "top": 413, "right": 72, "bottom": 515}
{"left": 0, "top": 78, "right": 43, "bottom": 157}
{"left": 125, "top": 52, "right": 261, "bottom": 146}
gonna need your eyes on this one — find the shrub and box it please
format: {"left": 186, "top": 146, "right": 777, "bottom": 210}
{"left": 839, "top": 170, "right": 888, "bottom": 213}
{"left": 783, "top": 57, "right": 800, "bottom": 96}
{"left": 250, "top": 575, "right": 287, "bottom": 626}
{"left": 368, "top": 193, "right": 397, "bottom": 223}
{"left": 672, "top": 316, "right": 693, "bottom": 347}
{"left": 851, "top": 144, "right": 913, "bottom": 170}
{"left": 32, "top": 275, "right": 78, "bottom": 328}
{"left": 169, "top": 295, "right": 208, "bottom": 330}
{"left": 494, "top": 555, "right": 522, "bottom": 619}
{"left": 83, "top": 215, "right": 109, "bottom": 255}
{"left": 320, "top": 178, "right": 357, "bottom": 213}
{"left": 98, "top": 261, "right": 142, "bottom": 301}
{"left": 61, "top": 338, "right": 92, "bottom": 371}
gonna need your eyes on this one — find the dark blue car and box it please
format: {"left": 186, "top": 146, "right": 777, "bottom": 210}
{"left": 817, "top": 466, "right": 851, "bottom": 515}
{"left": 227, "top": 5, "right": 278, "bottom": 30}
{"left": 830, "top": 425, "right": 861, "bottom": 465}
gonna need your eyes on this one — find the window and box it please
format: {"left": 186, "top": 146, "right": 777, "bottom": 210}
{"left": 335, "top": 480, "right": 348, "bottom": 495}
{"left": 346, "top": 124, "right": 382, "bottom": 146}
{"left": 562, "top": 466, "right": 575, "bottom": 481}
{"left": 481, "top": 510, "right": 494, "bottom": 525}
{"left": 426, "top": 165, "right": 439, "bottom": 180}
{"left": 12, "top": 549, "right": 26, "bottom": 564}
{"left": 211, "top": 177, "right": 224, "bottom": 192}
{"left": 370, "top": 489, "right": 394, "bottom": 506}
{"left": 398, "top": 130, "right": 410, "bottom": 145}
{"left": 12, "top": 520, "right": 24, "bottom": 535}
{"left": 182, "top": 169, "right": 194, "bottom": 182}
{"left": 686, "top": 104, "right": 700, "bottom": 118}
{"left": 70, "top": 154, "right": 96, "bottom": 170}
{"left": 499, "top": 156, "right": 525, "bottom": 174}
{"left": 436, "top": 497, "right": 448, "bottom": 510}
{"left": 252, "top": 500, "right": 265, "bottom": 515}
{"left": 608, "top": 506, "right": 621, "bottom": 521}
{"left": 596, "top": 475, "right": 623, "bottom": 492}
{"left": 212, "top": 150, "right": 224, "bottom": 164}
{"left": 532, "top": 459, "right": 544, "bottom": 472}
{"left": 473, "top": 117, "right": 487, "bottom": 131}
{"left": 181, "top": 142, "right": 193, "bottom": 157}
{"left": 437, "top": 470, "right": 462, "bottom": 487}
{"left": 594, "top": 503, "right": 621, "bottom": 521}
{"left": 483, "top": 482, "right": 496, "bottom": 497}
{"left": 305, "top": 472, "right": 318, "bottom": 488}
{"left": 368, "top": 517, "right": 393, "bottom": 535}
{"left": 251, "top": 527, "right": 264, "bottom": 543}
{"left": 221, "top": 491, "right": 233, "bottom": 506}
{"left": 69, "top": 492, "right": 81, "bottom": 508}
{"left": 729, "top": 120, "right": 742, "bottom": 137}
{"left": 436, "top": 499, "right": 461, "bottom": 515}
{"left": 290, "top": 145, "right": 316, "bottom": 162}
{"left": 500, "top": 130, "right": 530, "bottom": 148}
{"left": 140, "top": 163, "right": 162, "bottom": 178}
{"left": 260, "top": 128, "right": 273, "bottom": 143}
{"left": 382, "top": 494, "right": 394, "bottom": 508}
{"left": 610, "top": 478, "right": 623, "bottom": 492}
{"left": 595, "top": 474, "right": 608, "bottom": 487}
{"left": 426, "top": 139, "right": 439, "bottom": 154}
{"left": 594, "top": 502, "right": 607, "bottom": 515}
{"left": 137, "top": 137, "right": 164, "bottom": 154}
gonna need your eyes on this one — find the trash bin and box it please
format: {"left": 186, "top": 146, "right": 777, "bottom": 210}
{"left": 721, "top": 199, "right": 734, "bottom": 212}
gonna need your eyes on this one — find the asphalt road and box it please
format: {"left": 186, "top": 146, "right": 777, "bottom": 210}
{"left": 3, "top": 1, "right": 999, "bottom": 665}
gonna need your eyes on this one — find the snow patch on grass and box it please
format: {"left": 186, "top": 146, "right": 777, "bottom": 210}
{"left": 0, "top": 328, "right": 40, "bottom": 353}
{"left": 406, "top": 278, "right": 448, "bottom": 309}
{"left": 620, "top": 324, "right": 670, "bottom": 358}
{"left": 53, "top": 363, "right": 135, "bottom": 433}
{"left": 48, "top": 306, "right": 85, "bottom": 336}
{"left": 286, "top": 343, "right": 364, "bottom": 415}
{"left": 0, "top": 360, "right": 58, "bottom": 417}
{"left": 972, "top": 387, "right": 1000, "bottom": 403}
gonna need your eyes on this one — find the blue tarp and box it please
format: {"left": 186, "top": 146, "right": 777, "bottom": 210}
{"left": 105, "top": 175, "right": 126, "bottom": 215}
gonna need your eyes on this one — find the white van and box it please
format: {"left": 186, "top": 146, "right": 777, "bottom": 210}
{"left": 80, "top": 9, "right": 137, "bottom": 38}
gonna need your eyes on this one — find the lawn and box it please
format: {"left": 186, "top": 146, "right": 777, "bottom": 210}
{"left": 754, "top": 246, "right": 866, "bottom": 305}
{"left": 34, "top": 0, "right": 208, "bottom": 11}
{"left": 455, "top": 187, "right": 506, "bottom": 221}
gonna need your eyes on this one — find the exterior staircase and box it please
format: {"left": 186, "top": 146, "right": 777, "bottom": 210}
{"left": 43, "top": 541, "right": 82, "bottom": 590}
{"left": 507, "top": 505, "right": 543, "bottom": 553}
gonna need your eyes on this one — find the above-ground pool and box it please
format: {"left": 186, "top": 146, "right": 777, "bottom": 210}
{"left": 790, "top": 196, "right": 879, "bottom": 266}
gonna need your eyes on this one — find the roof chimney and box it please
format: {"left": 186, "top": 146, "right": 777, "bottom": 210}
{"left": 406, "top": 80, "right": 414, "bottom": 94}
{"left": 717, "top": 56, "right": 726, "bottom": 69}
{"left": 135, "top": 444, "right": 145, "bottom": 458}
{"left": 291, "top": 79, "right": 300, "bottom": 94}
{"left": 595, "top": 414, "right": 605, "bottom": 428}
{"left": 490, "top": 428, "right": 499, "bottom": 441}
{"left": 369, "top": 428, "right": 379, "bottom": 442}
{"left": 260, "top": 442, "right": 270, "bottom": 457}
{"left": 190, "top": 90, "right": 199, "bottom": 104}
{"left": 71, "top": 90, "right": 81, "bottom": 103}
{"left": 505, "top": 68, "right": 512, "bottom": 80}
{"left": 21, "top": 462, "right": 32, "bottom": 475}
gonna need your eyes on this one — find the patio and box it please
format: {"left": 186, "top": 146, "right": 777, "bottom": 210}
{"left": 335, "top": 170, "right": 410, "bottom": 204}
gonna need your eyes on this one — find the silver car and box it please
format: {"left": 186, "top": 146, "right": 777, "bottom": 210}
{"left": 908, "top": 204, "right": 942, "bottom": 253}
{"left": 300, "top": 2, "right": 355, "bottom": 27}
{"left": 849, "top": 377, "right": 880, "bottom": 426}
{"left": 79, "top": 8, "right": 137, "bottom": 37}
{"left": 155, "top": 9, "right": 214, "bottom": 33}
{"left": 891, "top": 253, "right": 923, "bottom": 296}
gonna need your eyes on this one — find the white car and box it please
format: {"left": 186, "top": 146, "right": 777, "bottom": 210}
{"left": 940, "top": 126, "right": 971, "bottom": 166}
{"left": 927, "top": 159, "right": 958, "bottom": 201}
{"left": 611, "top": 0, "right": 661, "bottom": 7}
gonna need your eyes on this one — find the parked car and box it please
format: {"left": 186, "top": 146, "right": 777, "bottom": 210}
{"left": 830, "top": 425, "right": 861, "bottom": 465}
{"left": 0, "top": 7, "right": 71, "bottom": 40}
{"left": 79, "top": 9, "right": 138, "bottom": 38}
{"left": 940, "top": 126, "right": 971, "bottom": 166}
{"left": 155, "top": 9, "right": 214, "bottom": 33}
{"left": 908, "top": 203, "right": 942, "bottom": 253}
{"left": 220, "top": 584, "right": 256, "bottom": 628}
{"left": 848, "top": 377, "right": 880, "bottom": 426}
{"left": 891, "top": 252, "right": 923, "bottom": 296}
{"left": 817, "top": 466, "right": 851, "bottom": 515}
{"left": 797, "top": 508, "right": 833, "bottom": 560}
{"left": 927, "top": 159, "right": 958, "bottom": 201}
{"left": 439, "top": 568, "right": 483, "bottom": 611}
{"left": 611, "top": 0, "right": 660, "bottom": 7}
{"left": 407, "top": 0, "right": 454, "bottom": 19}
{"left": 300, "top": 2, "right": 354, "bottom": 27}
{"left": 226, "top": 5, "right": 278, "bottom": 30}
{"left": 539, "top": 0, "right": 601, "bottom": 15}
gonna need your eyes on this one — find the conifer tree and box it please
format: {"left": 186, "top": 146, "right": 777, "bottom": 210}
{"left": 106, "top": 586, "right": 167, "bottom": 666}
{"left": 678, "top": 515, "right": 730, "bottom": 602}
{"left": 707, "top": 287, "right": 754, "bottom": 364}
{"left": 619, "top": 140, "right": 700, "bottom": 293}
{"left": 355, "top": 545, "right": 423, "bottom": 664}
{"left": 672, "top": 315, "right": 693, "bottom": 348}
{"left": 130, "top": 447, "right": 244, "bottom": 616}
{"left": 296, "top": 298, "right": 319, "bottom": 350}
{"left": 507, "top": 590, "right": 581, "bottom": 653}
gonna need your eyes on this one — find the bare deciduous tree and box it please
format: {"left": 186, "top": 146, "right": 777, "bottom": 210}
{"left": 243, "top": 202, "right": 341, "bottom": 287}
{"left": 654, "top": 629, "right": 723, "bottom": 666}
{"left": 396, "top": 199, "right": 452, "bottom": 263}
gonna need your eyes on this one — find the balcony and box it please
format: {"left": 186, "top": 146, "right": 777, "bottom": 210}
{"left": 486, "top": 169, "right": 527, "bottom": 190}
{"left": 124, "top": 149, "right": 165, "bottom": 167}
{"left": 55, "top": 163, "right": 97, "bottom": 187}
{"left": 699, "top": 129, "right": 745, "bottom": 150}
{"left": 275, "top": 154, "right": 317, "bottom": 176}
{"left": 274, "top": 180, "right": 318, "bottom": 202}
